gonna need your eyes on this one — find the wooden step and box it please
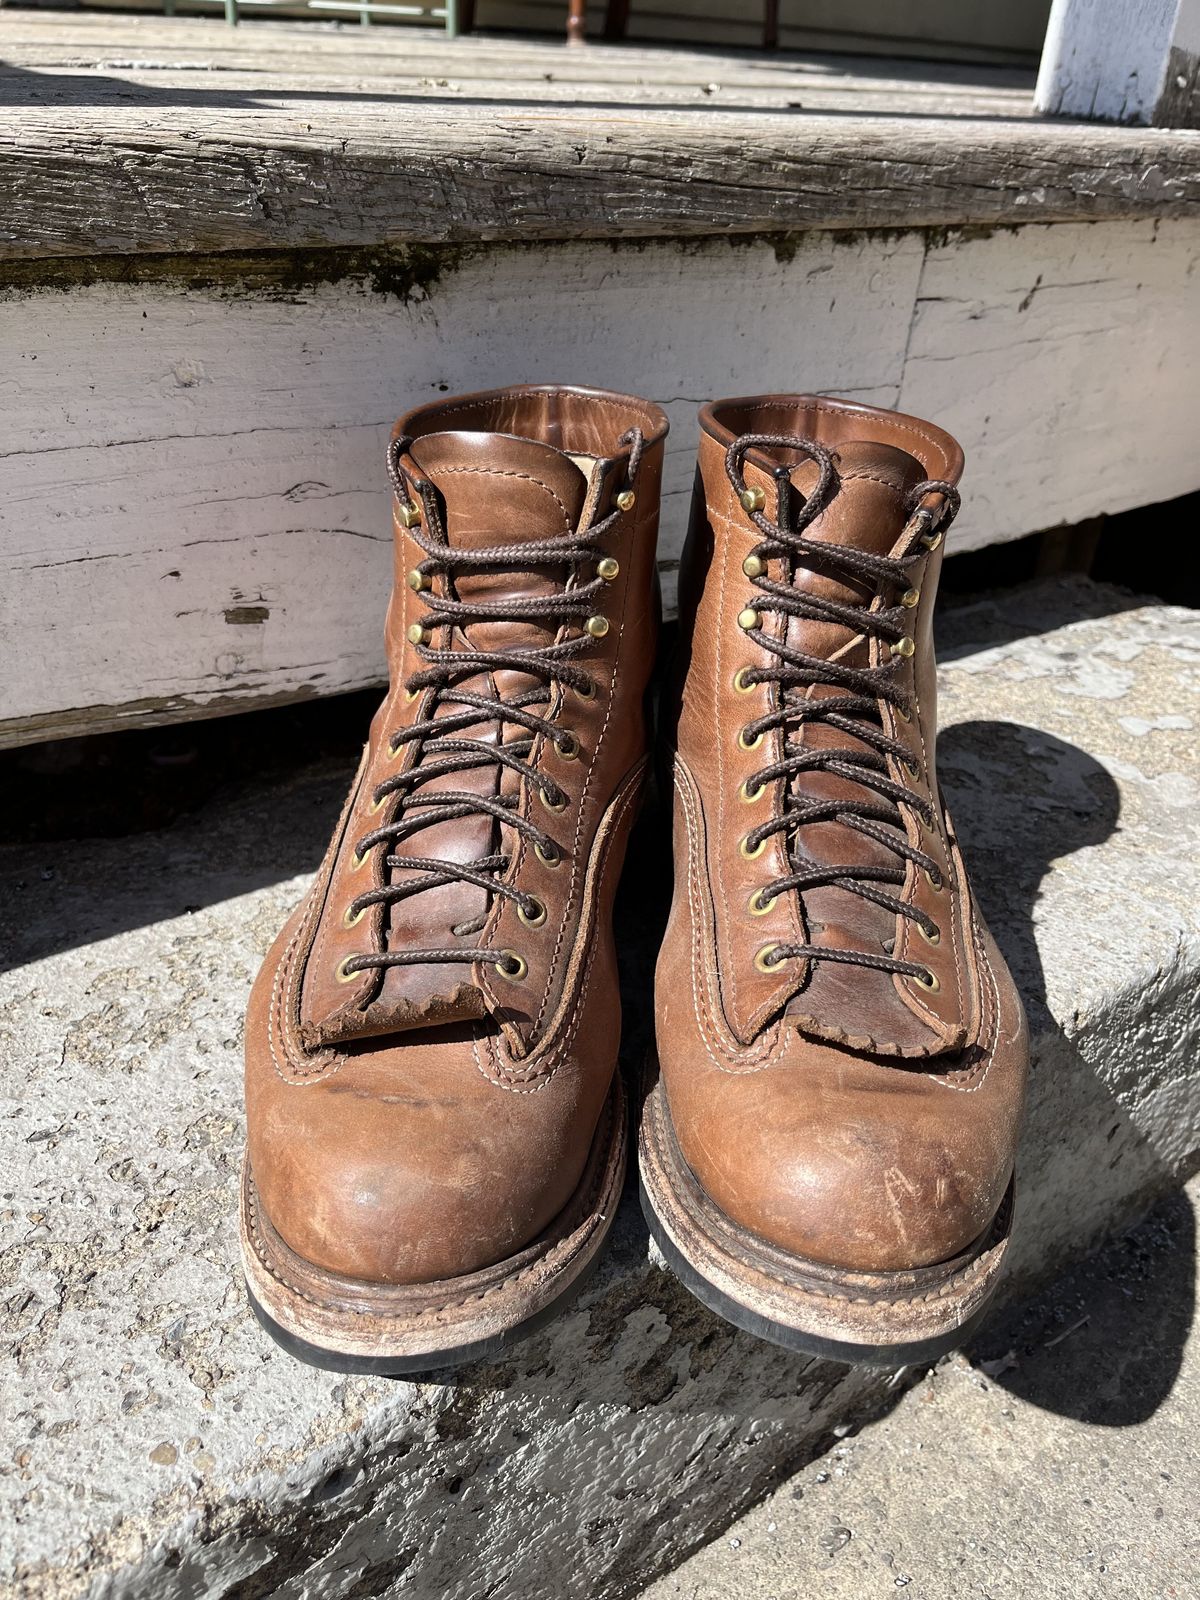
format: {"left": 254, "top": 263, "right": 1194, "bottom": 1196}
{"left": 2, "top": 13, "right": 1199, "bottom": 260}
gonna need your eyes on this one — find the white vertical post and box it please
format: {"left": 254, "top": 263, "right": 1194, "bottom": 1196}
{"left": 1035, "top": 0, "right": 1200, "bottom": 127}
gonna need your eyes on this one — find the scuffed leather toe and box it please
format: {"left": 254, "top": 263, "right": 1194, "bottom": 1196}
{"left": 247, "top": 1045, "right": 593, "bottom": 1285}
{"left": 669, "top": 1047, "right": 1016, "bottom": 1273}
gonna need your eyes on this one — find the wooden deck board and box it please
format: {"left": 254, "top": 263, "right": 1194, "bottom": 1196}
{"left": 3, "top": 14, "right": 1199, "bottom": 261}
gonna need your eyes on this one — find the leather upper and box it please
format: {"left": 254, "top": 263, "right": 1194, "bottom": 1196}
{"left": 245, "top": 385, "right": 667, "bottom": 1284}
{"left": 656, "top": 396, "right": 1029, "bottom": 1273}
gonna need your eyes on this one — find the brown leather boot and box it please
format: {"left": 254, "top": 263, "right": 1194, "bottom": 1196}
{"left": 642, "top": 396, "right": 1028, "bottom": 1364}
{"left": 241, "top": 384, "right": 668, "bottom": 1371}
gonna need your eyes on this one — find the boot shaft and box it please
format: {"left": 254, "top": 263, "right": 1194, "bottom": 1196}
{"left": 299, "top": 385, "right": 668, "bottom": 1051}
{"left": 669, "top": 395, "right": 969, "bottom": 1058}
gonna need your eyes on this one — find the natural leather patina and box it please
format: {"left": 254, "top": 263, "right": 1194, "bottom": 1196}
{"left": 650, "top": 396, "right": 1028, "bottom": 1317}
{"left": 242, "top": 385, "right": 667, "bottom": 1364}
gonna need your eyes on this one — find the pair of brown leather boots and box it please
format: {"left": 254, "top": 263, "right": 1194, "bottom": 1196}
{"left": 240, "top": 385, "right": 1028, "bottom": 1373}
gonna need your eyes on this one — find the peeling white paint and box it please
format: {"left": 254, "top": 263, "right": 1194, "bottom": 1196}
{"left": 3, "top": 221, "right": 1199, "bottom": 744}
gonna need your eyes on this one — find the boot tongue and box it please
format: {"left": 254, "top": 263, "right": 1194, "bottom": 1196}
{"left": 784, "top": 441, "right": 925, "bottom": 656}
{"left": 411, "top": 427, "right": 594, "bottom": 802}
{"left": 317, "top": 432, "right": 592, "bottom": 1047}
{"left": 772, "top": 441, "right": 945, "bottom": 1054}
{"left": 779, "top": 439, "right": 925, "bottom": 764}
{"left": 412, "top": 430, "right": 591, "bottom": 650}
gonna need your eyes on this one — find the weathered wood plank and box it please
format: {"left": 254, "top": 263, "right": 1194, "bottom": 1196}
{"left": 3, "top": 221, "right": 1198, "bottom": 746}
{"left": 0, "top": 11, "right": 1038, "bottom": 96}
{"left": 2, "top": 63, "right": 1037, "bottom": 117}
{"left": 2, "top": 16, "right": 1199, "bottom": 261}
{"left": 1036, "top": 0, "right": 1200, "bottom": 129}
{"left": 4, "top": 97, "right": 1199, "bottom": 261}
{"left": 898, "top": 219, "right": 1200, "bottom": 529}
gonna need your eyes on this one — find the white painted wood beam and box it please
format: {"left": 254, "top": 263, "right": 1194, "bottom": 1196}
{"left": 1036, "top": 0, "right": 1200, "bottom": 127}
{"left": 3, "top": 221, "right": 1199, "bottom": 747}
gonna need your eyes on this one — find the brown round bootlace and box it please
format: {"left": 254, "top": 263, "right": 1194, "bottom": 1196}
{"left": 337, "top": 428, "right": 644, "bottom": 985}
{"left": 725, "top": 432, "right": 960, "bottom": 987}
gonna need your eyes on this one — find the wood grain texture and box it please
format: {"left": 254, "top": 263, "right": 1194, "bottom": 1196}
{"left": 4, "top": 220, "right": 1198, "bottom": 745}
{"left": 2, "top": 15, "right": 1200, "bottom": 261}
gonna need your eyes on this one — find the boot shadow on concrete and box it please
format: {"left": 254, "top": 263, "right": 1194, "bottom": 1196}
{"left": 5, "top": 689, "right": 1189, "bottom": 1431}
{"left": 445, "top": 718, "right": 1194, "bottom": 1435}
{"left": 938, "top": 719, "right": 1195, "bottom": 1426}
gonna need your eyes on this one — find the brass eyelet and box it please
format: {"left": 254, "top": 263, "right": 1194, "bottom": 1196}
{"left": 891, "top": 636, "right": 915, "bottom": 659}
{"left": 754, "top": 942, "right": 783, "bottom": 974}
{"left": 921, "top": 529, "right": 944, "bottom": 552}
{"left": 495, "top": 950, "right": 527, "bottom": 982}
{"left": 903, "top": 759, "right": 920, "bottom": 781}
{"left": 350, "top": 844, "right": 371, "bottom": 873}
{"left": 900, "top": 587, "right": 920, "bottom": 609}
{"left": 555, "top": 732, "right": 580, "bottom": 761}
{"left": 733, "top": 667, "right": 756, "bottom": 695}
{"left": 742, "top": 554, "right": 765, "bottom": 579}
{"left": 616, "top": 488, "right": 636, "bottom": 513}
{"left": 343, "top": 904, "right": 366, "bottom": 930}
{"left": 740, "top": 779, "right": 765, "bottom": 803}
{"left": 574, "top": 678, "right": 597, "bottom": 701}
{"left": 367, "top": 791, "right": 387, "bottom": 815}
{"left": 585, "top": 614, "right": 609, "bottom": 639}
{"left": 517, "top": 896, "right": 547, "bottom": 929}
{"left": 535, "top": 841, "right": 562, "bottom": 868}
{"left": 738, "top": 608, "right": 759, "bottom": 632}
{"left": 335, "top": 956, "right": 360, "bottom": 984}
{"left": 404, "top": 686, "right": 421, "bottom": 705}
{"left": 737, "top": 728, "right": 764, "bottom": 753}
{"left": 749, "top": 890, "right": 777, "bottom": 917}
{"left": 386, "top": 737, "right": 405, "bottom": 761}
{"left": 925, "top": 867, "right": 945, "bottom": 892}
{"left": 597, "top": 557, "right": 620, "bottom": 581}
{"left": 740, "top": 486, "right": 766, "bottom": 514}
{"left": 917, "top": 921, "right": 941, "bottom": 947}
{"left": 739, "top": 834, "right": 766, "bottom": 861}
{"left": 539, "top": 787, "right": 569, "bottom": 814}
{"left": 893, "top": 704, "right": 912, "bottom": 725}
{"left": 914, "top": 967, "right": 941, "bottom": 992}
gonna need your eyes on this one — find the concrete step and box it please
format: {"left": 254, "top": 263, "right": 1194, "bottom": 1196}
{"left": 2, "top": 576, "right": 1198, "bottom": 1600}
{"left": 640, "top": 1174, "right": 1200, "bottom": 1600}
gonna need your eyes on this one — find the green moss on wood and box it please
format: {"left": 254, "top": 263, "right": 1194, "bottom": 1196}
{"left": 0, "top": 222, "right": 1054, "bottom": 298}
{"left": 0, "top": 243, "right": 472, "bottom": 299}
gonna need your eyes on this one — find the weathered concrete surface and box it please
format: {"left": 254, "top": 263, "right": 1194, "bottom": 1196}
{"left": 1, "top": 577, "right": 1198, "bottom": 1600}
{"left": 642, "top": 1175, "right": 1200, "bottom": 1600}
